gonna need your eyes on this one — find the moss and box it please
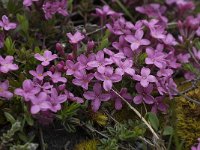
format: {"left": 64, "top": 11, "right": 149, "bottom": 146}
{"left": 175, "top": 88, "right": 200, "bottom": 149}
{"left": 74, "top": 139, "right": 98, "bottom": 150}
{"left": 91, "top": 112, "right": 108, "bottom": 126}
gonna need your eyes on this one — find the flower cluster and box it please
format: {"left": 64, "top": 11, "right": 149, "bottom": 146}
{"left": 0, "top": 55, "right": 18, "bottom": 100}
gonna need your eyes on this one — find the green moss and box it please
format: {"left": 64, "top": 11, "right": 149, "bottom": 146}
{"left": 74, "top": 139, "right": 98, "bottom": 150}
{"left": 176, "top": 88, "right": 200, "bottom": 149}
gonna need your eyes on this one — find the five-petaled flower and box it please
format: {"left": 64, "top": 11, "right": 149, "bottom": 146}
{"left": 83, "top": 83, "right": 110, "bottom": 112}
{"left": 29, "top": 65, "right": 47, "bottom": 80}
{"left": 0, "top": 80, "right": 13, "bottom": 99}
{"left": 95, "top": 67, "right": 122, "bottom": 91}
{"left": 34, "top": 50, "right": 58, "bottom": 66}
{"left": 0, "top": 15, "right": 17, "bottom": 31}
{"left": 125, "top": 29, "right": 150, "bottom": 51}
{"left": 66, "top": 31, "right": 85, "bottom": 44}
{"left": 133, "top": 67, "right": 156, "bottom": 87}
{"left": 133, "top": 83, "right": 154, "bottom": 104}
{"left": 0, "top": 55, "right": 18, "bottom": 73}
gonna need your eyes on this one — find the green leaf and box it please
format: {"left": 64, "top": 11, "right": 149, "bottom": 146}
{"left": 163, "top": 126, "right": 173, "bottom": 135}
{"left": 147, "top": 112, "right": 159, "bottom": 131}
{"left": 96, "top": 30, "right": 110, "bottom": 51}
{"left": 4, "top": 112, "right": 15, "bottom": 124}
{"left": 16, "top": 14, "right": 29, "bottom": 37}
{"left": 4, "top": 37, "right": 15, "bottom": 55}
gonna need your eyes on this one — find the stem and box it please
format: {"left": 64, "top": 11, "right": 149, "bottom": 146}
{"left": 115, "top": 0, "right": 135, "bottom": 22}
{"left": 111, "top": 89, "right": 160, "bottom": 140}
{"left": 39, "top": 127, "right": 45, "bottom": 150}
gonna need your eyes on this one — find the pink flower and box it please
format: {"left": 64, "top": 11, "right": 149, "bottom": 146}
{"left": 48, "top": 88, "right": 67, "bottom": 112}
{"left": 95, "top": 5, "right": 115, "bottom": 18}
{"left": 157, "top": 69, "right": 174, "bottom": 77}
{"left": 133, "top": 83, "right": 154, "bottom": 104}
{"left": 111, "top": 88, "right": 132, "bottom": 110}
{"left": 29, "top": 65, "right": 47, "bottom": 80}
{"left": 87, "top": 51, "right": 113, "bottom": 73}
{"left": 95, "top": 67, "right": 122, "bottom": 91}
{"left": 0, "top": 15, "right": 17, "bottom": 31}
{"left": 115, "top": 59, "right": 135, "bottom": 76}
{"left": 0, "top": 56, "right": 18, "bottom": 73}
{"left": 14, "top": 79, "right": 40, "bottom": 101}
{"left": 133, "top": 67, "right": 157, "bottom": 87}
{"left": 23, "top": 0, "right": 39, "bottom": 7}
{"left": 83, "top": 83, "right": 110, "bottom": 112}
{"left": 47, "top": 71, "right": 67, "bottom": 83}
{"left": 191, "top": 138, "right": 200, "bottom": 150}
{"left": 103, "top": 48, "right": 125, "bottom": 63}
{"left": 66, "top": 31, "right": 85, "bottom": 44}
{"left": 42, "top": 0, "right": 68, "bottom": 20}
{"left": 34, "top": 50, "right": 57, "bottom": 66}
{"left": 193, "top": 47, "right": 200, "bottom": 60}
{"left": 65, "top": 60, "right": 81, "bottom": 75}
{"left": 29, "top": 92, "right": 51, "bottom": 114}
{"left": 0, "top": 80, "right": 13, "bottom": 99}
{"left": 72, "top": 70, "right": 94, "bottom": 90}
{"left": 125, "top": 29, "right": 150, "bottom": 51}
{"left": 151, "top": 96, "right": 168, "bottom": 113}
{"left": 145, "top": 47, "right": 167, "bottom": 69}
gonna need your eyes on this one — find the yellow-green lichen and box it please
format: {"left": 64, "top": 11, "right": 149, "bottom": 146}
{"left": 175, "top": 88, "right": 200, "bottom": 149}
{"left": 74, "top": 139, "right": 98, "bottom": 150}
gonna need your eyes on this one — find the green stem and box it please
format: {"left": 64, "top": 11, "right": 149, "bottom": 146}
{"left": 115, "top": 0, "right": 135, "bottom": 22}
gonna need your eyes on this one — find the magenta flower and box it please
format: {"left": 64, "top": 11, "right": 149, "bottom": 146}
{"left": 133, "top": 67, "right": 156, "bottom": 87}
{"left": 191, "top": 138, "right": 200, "bottom": 150}
{"left": 66, "top": 31, "right": 85, "bottom": 44}
{"left": 56, "top": 0, "right": 68, "bottom": 17}
{"left": 157, "top": 69, "right": 173, "bottom": 77}
{"left": 34, "top": 50, "right": 57, "bottom": 66}
{"left": 65, "top": 60, "right": 81, "bottom": 75}
{"left": 48, "top": 88, "right": 67, "bottom": 112}
{"left": 177, "top": 53, "right": 191, "bottom": 63}
{"left": 133, "top": 83, "right": 154, "bottom": 104}
{"left": 42, "top": 0, "right": 68, "bottom": 20}
{"left": 0, "top": 56, "right": 18, "bottom": 73}
{"left": 23, "top": 0, "right": 39, "bottom": 7}
{"left": 150, "top": 26, "right": 166, "bottom": 39}
{"left": 115, "top": 59, "right": 135, "bottom": 76}
{"left": 87, "top": 51, "right": 113, "bottom": 74}
{"left": 77, "top": 54, "right": 95, "bottom": 70}
{"left": 47, "top": 71, "right": 67, "bottom": 83}
{"left": 106, "top": 17, "right": 134, "bottom": 35}
{"left": 151, "top": 96, "right": 168, "bottom": 113}
{"left": 72, "top": 70, "right": 94, "bottom": 90}
{"left": 65, "top": 90, "right": 84, "bottom": 104}
{"left": 193, "top": 47, "right": 200, "bottom": 60}
{"left": 83, "top": 83, "right": 110, "bottom": 112}
{"left": 95, "top": 5, "right": 115, "bottom": 18}
{"left": 14, "top": 79, "right": 40, "bottom": 101}
{"left": 36, "top": 82, "right": 53, "bottom": 94}
{"left": 112, "top": 36, "right": 133, "bottom": 57}
{"left": 111, "top": 88, "right": 132, "bottom": 110}
{"left": 103, "top": 48, "right": 125, "bottom": 63}
{"left": 162, "top": 33, "right": 178, "bottom": 46}
{"left": 95, "top": 67, "right": 122, "bottom": 91}
{"left": 29, "top": 65, "right": 47, "bottom": 80}
{"left": 0, "top": 80, "right": 13, "bottom": 99}
{"left": 29, "top": 92, "right": 51, "bottom": 114}
{"left": 145, "top": 47, "right": 167, "bottom": 69}
{"left": 0, "top": 15, "right": 17, "bottom": 31}
{"left": 125, "top": 29, "right": 150, "bottom": 51}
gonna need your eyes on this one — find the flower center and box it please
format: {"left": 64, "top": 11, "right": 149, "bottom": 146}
{"left": 38, "top": 74, "right": 43, "bottom": 77}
